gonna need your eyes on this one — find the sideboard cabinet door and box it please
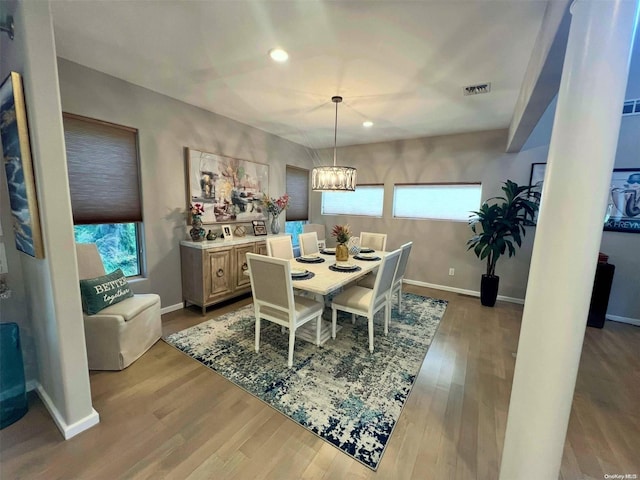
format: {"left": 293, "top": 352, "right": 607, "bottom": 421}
{"left": 234, "top": 244, "right": 254, "bottom": 290}
{"left": 204, "top": 247, "right": 233, "bottom": 303}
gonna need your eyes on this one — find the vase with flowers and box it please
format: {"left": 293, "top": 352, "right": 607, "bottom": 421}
{"left": 332, "top": 224, "right": 352, "bottom": 263}
{"left": 261, "top": 193, "right": 290, "bottom": 234}
{"left": 189, "top": 203, "right": 206, "bottom": 242}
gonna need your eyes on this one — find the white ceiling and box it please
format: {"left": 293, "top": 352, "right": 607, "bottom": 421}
{"left": 50, "top": 0, "right": 549, "bottom": 149}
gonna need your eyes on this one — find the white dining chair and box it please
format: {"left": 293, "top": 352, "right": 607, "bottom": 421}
{"left": 246, "top": 253, "right": 323, "bottom": 367}
{"left": 266, "top": 235, "right": 294, "bottom": 259}
{"left": 299, "top": 231, "right": 320, "bottom": 257}
{"left": 303, "top": 223, "right": 326, "bottom": 249}
{"left": 360, "top": 242, "right": 413, "bottom": 313}
{"left": 331, "top": 248, "right": 401, "bottom": 353}
{"left": 360, "top": 232, "right": 387, "bottom": 251}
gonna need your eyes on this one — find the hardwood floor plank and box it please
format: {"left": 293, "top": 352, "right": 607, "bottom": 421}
{"left": 1, "top": 286, "right": 638, "bottom": 480}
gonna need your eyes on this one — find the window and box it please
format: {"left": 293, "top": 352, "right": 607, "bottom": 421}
{"left": 285, "top": 220, "right": 307, "bottom": 248}
{"left": 285, "top": 165, "right": 309, "bottom": 247}
{"left": 321, "top": 185, "right": 384, "bottom": 217}
{"left": 63, "top": 113, "right": 143, "bottom": 276}
{"left": 393, "top": 183, "right": 482, "bottom": 221}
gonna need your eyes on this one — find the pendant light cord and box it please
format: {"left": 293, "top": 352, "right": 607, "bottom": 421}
{"left": 333, "top": 99, "right": 338, "bottom": 167}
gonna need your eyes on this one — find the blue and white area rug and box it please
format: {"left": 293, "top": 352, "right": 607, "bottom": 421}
{"left": 165, "top": 293, "right": 447, "bottom": 470}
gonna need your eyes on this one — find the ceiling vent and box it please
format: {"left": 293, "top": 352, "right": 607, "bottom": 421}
{"left": 622, "top": 99, "right": 640, "bottom": 116}
{"left": 463, "top": 83, "right": 491, "bottom": 96}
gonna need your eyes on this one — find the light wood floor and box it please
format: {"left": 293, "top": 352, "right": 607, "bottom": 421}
{"left": 1, "top": 285, "right": 638, "bottom": 479}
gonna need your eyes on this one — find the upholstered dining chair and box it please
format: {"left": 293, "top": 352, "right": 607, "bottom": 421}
{"left": 266, "top": 235, "right": 294, "bottom": 259}
{"left": 331, "top": 248, "right": 401, "bottom": 353}
{"left": 299, "top": 231, "right": 320, "bottom": 257}
{"left": 359, "top": 242, "right": 413, "bottom": 313}
{"left": 360, "top": 232, "right": 387, "bottom": 251}
{"left": 76, "top": 243, "right": 161, "bottom": 370}
{"left": 246, "top": 253, "right": 323, "bottom": 367}
{"left": 302, "top": 223, "right": 326, "bottom": 249}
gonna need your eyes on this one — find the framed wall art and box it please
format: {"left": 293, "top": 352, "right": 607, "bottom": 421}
{"left": 530, "top": 163, "right": 640, "bottom": 233}
{"left": 1, "top": 72, "right": 44, "bottom": 258}
{"left": 186, "top": 147, "right": 269, "bottom": 224}
{"left": 605, "top": 168, "right": 640, "bottom": 233}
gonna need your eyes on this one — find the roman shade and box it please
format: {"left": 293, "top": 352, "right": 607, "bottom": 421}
{"left": 63, "top": 113, "right": 142, "bottom": 224}
{"left": 285, "top": 165, "right": 309, "bottom": 221}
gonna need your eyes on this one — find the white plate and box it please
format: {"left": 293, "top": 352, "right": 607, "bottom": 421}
{"left": 323, "top": 247, "right": 336, "bottom": 253}
{"left": 291, "top": 268, "right": 309, "bottom": 276}
{"left": 358, "top": 253, "right": 376, "bottom": 258}
{"left": 301, "top": 255, "right": 320, "bottom": 260}
{"left": 334, "top": 263, "right": 357, "bottom": 270}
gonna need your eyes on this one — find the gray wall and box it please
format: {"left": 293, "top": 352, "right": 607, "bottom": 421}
{"left": 311, "top": 129, "right": 540, "bottom": 300}
{"left": 57, "top": 59, "right": 316, "bottom": 309}
{"left": 0, "top": 0, "right": 94, "bottom": 429}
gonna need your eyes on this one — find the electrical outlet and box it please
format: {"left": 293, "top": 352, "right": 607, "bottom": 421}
{"left": 449, "top": 267, "right": 455, "bottom": 276}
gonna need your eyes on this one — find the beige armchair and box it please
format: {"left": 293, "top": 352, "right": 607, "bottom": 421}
{"left": 76, "top": 243, "right": 161, "bottom": 370}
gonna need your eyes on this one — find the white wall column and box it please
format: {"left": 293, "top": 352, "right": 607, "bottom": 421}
{"left": 500, "top": 1, "right": 639, "bottom": 479}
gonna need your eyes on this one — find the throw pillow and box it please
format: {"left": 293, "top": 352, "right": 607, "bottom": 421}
{"left": 79, "top": 268, "right": 134, "bottom": 315}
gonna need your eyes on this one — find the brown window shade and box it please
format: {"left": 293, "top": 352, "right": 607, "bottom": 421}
{"left": 285, "top": 165, "right": 309, "bottom": 221}
{"left": 63, "top": 114, "right": 142, "bottom": 224}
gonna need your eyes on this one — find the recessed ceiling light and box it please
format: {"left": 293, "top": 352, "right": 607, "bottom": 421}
{"left": 363, "top": 121, "right": 374, "bottom": 128}
{"left": 269, "top": 48, "right": 289, "bottom": 63}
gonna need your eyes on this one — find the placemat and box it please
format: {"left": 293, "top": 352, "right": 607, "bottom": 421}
{"left": 354, "top": 255, "right": 381, "bottom": 261}
{"left": 328, "top": 265, "right": 362, "bottom": 273}
{"left": 292, "top": 272, "right": 315, "bottom": 281}
{"left": 296, "top": 257, "right": 325, "bottom": 264}
{"left": 321, "top": 250, "right": 336, "bottom": 255}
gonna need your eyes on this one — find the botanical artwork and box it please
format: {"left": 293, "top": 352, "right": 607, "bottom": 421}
{"left": 605, "top": 168, "right": 640, "bottom": 233}
{"left": 187, "top": 148, "right": 269, "bottom": 224}
{"left": 0, "top": 72, "right": 44, "bottom": 258}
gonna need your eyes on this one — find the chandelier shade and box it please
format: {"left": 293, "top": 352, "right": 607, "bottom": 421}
{"left": 311, "top": 96, "right": 357, "bottom": 192}
{"left": 311, "top": 165, "right": 357, "bottom": 191}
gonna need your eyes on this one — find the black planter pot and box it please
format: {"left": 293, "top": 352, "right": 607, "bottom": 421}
{"left": 480, "top": 274, "right": 500, "bottom": 307}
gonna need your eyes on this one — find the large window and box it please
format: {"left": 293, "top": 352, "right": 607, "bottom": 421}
{"left": 285, "top": 165, "right": 309, "bottom": 247}
{"left": 321, "top": 185, "right": 384, "bottom": 217}
{"left": 393, "top": 183, "right": 482, "bottom": 221}
{"left": 63, "top": 113, "right": 143, "bottom": 276}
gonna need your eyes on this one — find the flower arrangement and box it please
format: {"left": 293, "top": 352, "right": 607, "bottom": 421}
{"left": 261, "top": 193, "right": 290, "bottom": 217}
{"left": 331, "top": 224, "right": 351, "bottom": 244}
{"left": 190, "top": 202, "right": 205, "bottom": 217}
{"left": 189, "top": 203, "right": 206, "bottom": 241}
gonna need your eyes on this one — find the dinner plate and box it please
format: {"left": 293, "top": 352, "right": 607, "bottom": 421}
{"left": 323, "top": 247, "right": 336, "bottom": 253}
{"left": 334, "top": 263, "right": 357, "bottom": 270}
{"left": 358, "top": 252, "right": 376, "bottom": 258}
{"left": 291, "top": 268, "right": 309, "bottom": 277}
{"left": 301, "top": 255, "right": 320, "bottom": 260}
{"left": 359, "top": 248, "right": 375, "bottom": 253}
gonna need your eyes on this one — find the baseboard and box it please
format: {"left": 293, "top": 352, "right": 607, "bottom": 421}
{"left": 403, "top": 279, "right": 525, "bottom": 305}
{"left": 606, "top": 314, "right": 640, "bottom": 327}
{"left": 35, "top": 383, "right": 100, "bottom": 439}
{"left": 161, "top": 302, "right": 184, "bottom": 315}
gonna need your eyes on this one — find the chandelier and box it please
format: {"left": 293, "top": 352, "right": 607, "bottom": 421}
{"left": 311, "top": 96, "right": 357, "bottom": 191}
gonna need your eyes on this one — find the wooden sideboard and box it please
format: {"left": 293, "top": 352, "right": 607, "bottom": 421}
{"left": 180, "top": 235, "right": 278, "bottom": 314}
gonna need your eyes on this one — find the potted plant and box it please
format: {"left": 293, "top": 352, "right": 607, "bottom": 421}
{"left": 467, "top": 180, "right": 539, "bottom": 306}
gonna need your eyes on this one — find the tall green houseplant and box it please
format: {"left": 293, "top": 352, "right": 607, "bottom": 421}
{"left": 467, "top": 180, "right": 539, "bottom": 306}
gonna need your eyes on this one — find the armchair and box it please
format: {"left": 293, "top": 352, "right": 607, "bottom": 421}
{"left": 76, "top": 243, "right": 161, "bottom": 370}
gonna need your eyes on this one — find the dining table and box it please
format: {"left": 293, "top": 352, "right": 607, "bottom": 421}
{"left": 288, "top": 248, "right": 387, "bottom": 345}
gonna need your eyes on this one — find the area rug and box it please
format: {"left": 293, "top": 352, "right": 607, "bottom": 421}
{"left": 164, "top": 293, "right": 447, "bottom": 469}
